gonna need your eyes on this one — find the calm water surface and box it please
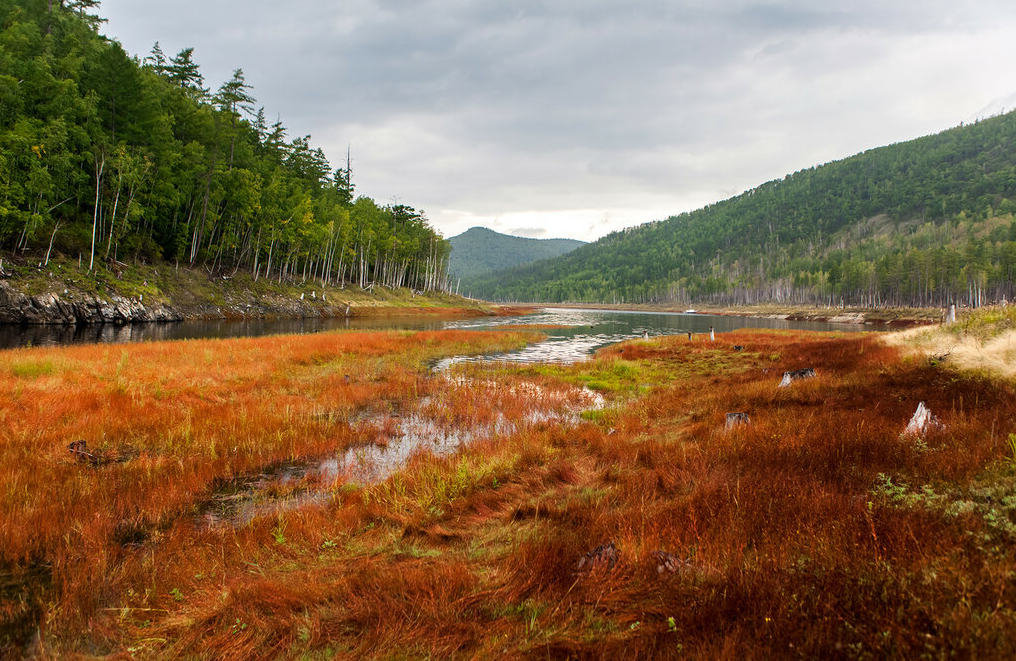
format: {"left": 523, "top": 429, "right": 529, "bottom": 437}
{"left": 437, "top": 307, "right": 865, "bottom": 366}
{"left": 0, "top": 307, "right": 865, "bottom": 362}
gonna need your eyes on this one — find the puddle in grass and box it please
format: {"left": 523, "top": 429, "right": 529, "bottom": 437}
{"left": 197, "top": 378, "right": 603, "bottom": 528}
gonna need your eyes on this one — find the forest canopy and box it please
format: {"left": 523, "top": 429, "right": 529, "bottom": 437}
{"left": 472, "top": 110, "right": 1016, "bottom": 308}
{"left": 0, "top": 0, "right": 451, "bottom": 291}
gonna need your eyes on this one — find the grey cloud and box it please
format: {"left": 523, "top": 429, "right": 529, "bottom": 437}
{"left": 101, "top": 0, "right": 1016, "bottom": 240}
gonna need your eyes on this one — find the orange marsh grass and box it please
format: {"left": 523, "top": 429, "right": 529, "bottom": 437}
{"left": 4, "top": 328, "right": 1016, "bottom": 659}
{"left": 0, "top": 329, "right": 536, "bottom": 642}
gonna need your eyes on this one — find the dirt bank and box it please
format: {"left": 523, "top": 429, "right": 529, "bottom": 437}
{"left": 0, "top": 255, "right": 495, "bottom": 325}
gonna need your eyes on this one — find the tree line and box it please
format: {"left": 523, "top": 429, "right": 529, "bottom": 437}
{"left": 0, "top": 0, "right": 451, "bottom": 291}
{"left": 472, "top": 109, "right": 1016, "bottom": 308}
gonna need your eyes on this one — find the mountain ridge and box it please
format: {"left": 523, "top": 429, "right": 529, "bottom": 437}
{"left": 448, "top": 227, "right": 585, "bottom": 282}
{"left": 470, "top": 111, "right": 1016, "bottom": 308}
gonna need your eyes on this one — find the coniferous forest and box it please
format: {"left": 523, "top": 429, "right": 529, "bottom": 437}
{"left": 473, "top": 110, "right": 1016, "bottom": 308}
{"left": 0, "top": 0, "right": 451, "bottom": 291}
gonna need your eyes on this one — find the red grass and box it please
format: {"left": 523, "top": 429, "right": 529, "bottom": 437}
{"left": 2, "top": 328, "right": 1016, "bottom": 658}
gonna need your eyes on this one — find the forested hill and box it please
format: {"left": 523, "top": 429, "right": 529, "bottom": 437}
{"left": 472, "top": 111, "right": 1016, "bottom": 307}
{"left": 448, "top": 227, "right": 584, "bottom": 282}
{"left": 0, "top": 1, "right": 451, "bottom": 292}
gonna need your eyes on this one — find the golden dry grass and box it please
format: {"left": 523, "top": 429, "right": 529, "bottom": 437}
{"left": 887, "top": 305, "right": 1016, "bottom": 379}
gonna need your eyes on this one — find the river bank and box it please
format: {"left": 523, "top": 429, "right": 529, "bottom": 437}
{"left": 0, "top": 255, "right": 495, "bottom": 325}
{"left": 518, "top": 301, "right": 943, "bottom": 327}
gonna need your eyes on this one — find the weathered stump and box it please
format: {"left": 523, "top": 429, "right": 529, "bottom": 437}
{"left": 651, "top": 550, "right": 691, "bottom": 576}
{"left": 577, "top": 541, "right": 619, "bottom": 572}
{"left": 904, "top": 401, "right": 944, "bottom": 437}
{"left": 778, "top": 368, "right": 816, "bottom": 388}
{"left": 725, "top": 412, "right": 751, "bottom": 430}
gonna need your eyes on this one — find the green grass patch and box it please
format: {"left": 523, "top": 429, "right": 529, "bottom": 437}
{"left": 9, "top": 359, "right": 56, "bottom": 379}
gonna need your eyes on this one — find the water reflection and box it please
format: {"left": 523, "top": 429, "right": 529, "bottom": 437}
{"left": 0, "top": 306, "right": 865, "bottom": 353}
{"left": 0, "top": 315, "right": 447, "bottom": 349}
{"left": 436, "top": 307, "right": 865, "bottom": 368}
{"left": 197, "top": 378, "right": 603, "bottom": 527}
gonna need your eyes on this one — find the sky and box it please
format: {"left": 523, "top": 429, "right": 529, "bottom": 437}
{"left": 100, "top": 0, "right": 1016, "bottom": 242}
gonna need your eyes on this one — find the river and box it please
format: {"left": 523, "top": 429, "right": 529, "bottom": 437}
{"left": 0, "top": 307, "right": 866, "bottom": 363}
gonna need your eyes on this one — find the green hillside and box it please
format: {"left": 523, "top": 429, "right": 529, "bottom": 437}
{"left": 472, "top": 112, "right": 1016, "bottom": 307}
{"left": 448, "top": 227, "right": 584, "bottom": 282}
{"left": 0, "top": 0, "right": 450, "bottom": 291}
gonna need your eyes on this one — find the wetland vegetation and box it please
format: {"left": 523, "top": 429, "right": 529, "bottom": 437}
{"left": 2, "top": 315, "right": 1016, "bottom": 659}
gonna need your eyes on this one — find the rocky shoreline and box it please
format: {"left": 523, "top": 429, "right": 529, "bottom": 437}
{"left": 0, "top": 281, "right": 184, "bottom": 325}
{"left": 0, "top": 276, "right": 485, "bottom": 327}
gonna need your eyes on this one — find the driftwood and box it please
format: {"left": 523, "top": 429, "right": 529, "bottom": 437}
{"left": 67, "top": 440, "right": 138, "bottom": 465}
{"left": 778, "top": 368, "right": 816, "bottom": 388}
{"left": 68, "top": 440, "right": 101, "bottom": 465}
{"left": 577, "top": 541, "right": 619, "bottom": 572}
{"left": 725, "top": 412, "right": 751, "bottom": 430}
{"left": 904, "top": 401, "right": 944, "bottom": 437}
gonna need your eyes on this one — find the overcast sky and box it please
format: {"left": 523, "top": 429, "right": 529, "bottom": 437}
{"left": 100, "top": 1, "right": 1016, "bottom": 241}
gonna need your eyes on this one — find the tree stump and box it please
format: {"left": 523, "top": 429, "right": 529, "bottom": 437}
{"left": 904, "top": 401, "right": 944, "bottom": 437}
{"left": 651, "top": 550, "right": 691, "bottom": 576}
{"left": 778, "top": 368, "right": 816, "bottom": 388}
{"left": 725, "top": 412, "right": 750, "bottom": 430}
{"left": 577, "top": 541, "right": 619, "bottom": 572}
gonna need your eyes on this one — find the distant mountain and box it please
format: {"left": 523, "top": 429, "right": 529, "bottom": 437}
{"left": 448, "top": 227, "right": 585, "bottom": 281}
{"left": 471, "top": 110, "right": 1016, "bottom": 308}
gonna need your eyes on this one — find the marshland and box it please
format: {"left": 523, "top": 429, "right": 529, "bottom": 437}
{"left": 9, "top": 1, "right": 1016, "bottom": 657}
{"left": 2, "top": 307, "right": 1016, "bottom": 659}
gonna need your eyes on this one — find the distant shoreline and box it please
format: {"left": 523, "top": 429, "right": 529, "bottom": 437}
{"left": 501, "top": 301, "right": 942, "bottom": 327}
